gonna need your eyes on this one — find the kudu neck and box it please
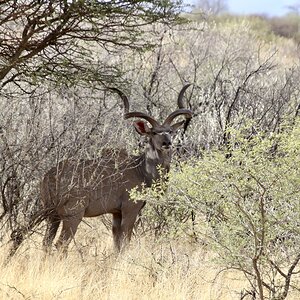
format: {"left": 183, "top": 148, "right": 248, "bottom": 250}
{"left": 138, "top": 143, "right": 171, "bottom": 187}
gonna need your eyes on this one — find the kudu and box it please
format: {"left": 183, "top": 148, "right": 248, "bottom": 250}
{"left": 41, "top": 84, "right": 193, "bottom": 252}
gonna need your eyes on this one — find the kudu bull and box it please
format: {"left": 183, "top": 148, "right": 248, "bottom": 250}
{"left": 41, "top": 85, "right": 193, "bottom": 252}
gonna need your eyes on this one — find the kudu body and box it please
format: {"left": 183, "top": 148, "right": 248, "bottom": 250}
{"left": 41, "top": 85, "right": 193, "bottom": 252}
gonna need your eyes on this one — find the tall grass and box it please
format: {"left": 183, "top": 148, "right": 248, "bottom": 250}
{"left": 1, "top": 220, "right": 300, "bottom": 299}
{"left": 0, "top": 220, "right": 249, "bottom": 300}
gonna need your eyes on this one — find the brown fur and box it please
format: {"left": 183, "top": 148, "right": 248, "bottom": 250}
{"left": 41, "top": 86, "right": 193, "bottom": 253}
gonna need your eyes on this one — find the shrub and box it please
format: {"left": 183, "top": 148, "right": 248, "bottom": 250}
{"left": 136, "top": 119, "right": 300, "bottom": 299}
{"left": 270, "top": 14, "right": 300, "bottom": 42}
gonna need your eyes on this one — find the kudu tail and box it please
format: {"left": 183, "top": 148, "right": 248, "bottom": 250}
{"left": 7, "top": 206, "right": 56, "bottom": 260}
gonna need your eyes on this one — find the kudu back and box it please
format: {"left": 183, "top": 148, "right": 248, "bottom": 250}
{"left": 41, "top": 85, "right": 193, "bottom": 252}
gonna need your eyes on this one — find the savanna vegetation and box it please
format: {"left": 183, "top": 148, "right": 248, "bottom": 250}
{"left": 0, "top": 0, "right": 300, "bottom": 299}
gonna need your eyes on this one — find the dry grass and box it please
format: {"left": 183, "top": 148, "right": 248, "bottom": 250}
{"left": 0, "top": 220, "right": 298, "bottom": 300}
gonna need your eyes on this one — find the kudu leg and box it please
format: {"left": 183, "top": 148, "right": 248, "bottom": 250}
{"left": 117, "top": 204, "right": 144, "bottom": 251}
{"left": 55, "top": 214, "right": 83, "bottom": 254}
{"left": 112, "top": 212, "right": 122, "bottom": 252}
{"left": 43, "top": 216, "right": 60, "bottom": 252}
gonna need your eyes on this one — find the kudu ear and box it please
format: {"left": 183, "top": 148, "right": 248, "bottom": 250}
{"left": 171, "top": 120, "right": 185, "bottom": 132}
{"left": 133, "top": 121, "right": 151, "bottom": 135}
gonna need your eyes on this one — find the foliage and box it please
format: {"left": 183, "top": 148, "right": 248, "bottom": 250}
{"left": 192, "top": 10, "right": 300, "bottom": 44}
{"left": 0, "top": 0, "right": 185, "bottom": 241}
{"left": 193, "top": 0, "right": 228, "bottom": 15}
{"left": 269, "top": 13, "right": 300, "bottom": 43}
{"left": 0, "top": 5, "right": 300, "bottom": 299}
{"left": 0, "top": 0, "right": 184, "bottom": 90}
{"left": 136, "top": 119, "right": 300, "bottom": 299}
{"left": 1, "top": 8, "right": 300, "bottom": 254}
{"left": 115, "top": 18, "right": 300, "bottom": 153}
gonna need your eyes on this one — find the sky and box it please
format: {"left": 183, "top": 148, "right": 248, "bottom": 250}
{"left": 226, "top": 0, "right": 297, "bottom": 16}
{"left": 188, "top": 0, "right": 299, "bottom": 16}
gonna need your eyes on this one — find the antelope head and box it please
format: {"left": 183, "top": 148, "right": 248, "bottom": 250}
{"left": 109, "top": 84, "right": 193, "bottom": 176}
{"left": 110, "top": 84, "right": 193, "bottom": 153}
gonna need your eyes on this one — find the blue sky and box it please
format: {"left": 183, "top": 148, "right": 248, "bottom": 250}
{"left": 226, "top": 0, "right": 297, "bottom": 16}
{"left": 188, "top": 0, "right": 298, "bottom": 16}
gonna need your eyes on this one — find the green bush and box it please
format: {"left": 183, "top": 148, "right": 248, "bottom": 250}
{"left": 135, "top": 119, "right": 300, "bottom": 299}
